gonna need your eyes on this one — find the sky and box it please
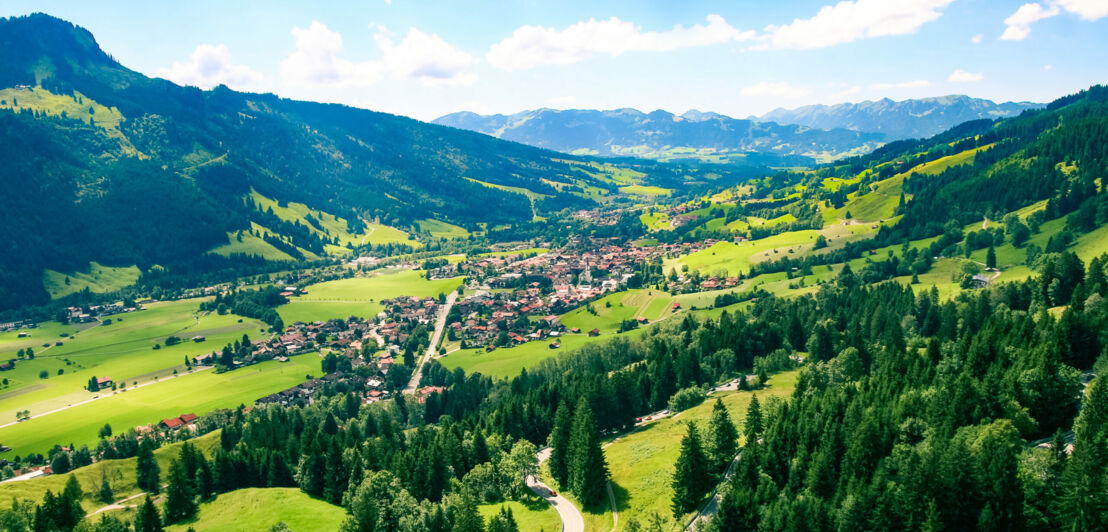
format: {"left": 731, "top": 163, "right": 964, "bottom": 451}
{"left": 2, "top": 0, "right": 1107, "bottom": 121}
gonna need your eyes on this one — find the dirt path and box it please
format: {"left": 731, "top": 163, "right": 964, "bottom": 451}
{"left": 530, "top": 447, "right": 585, "bottom": 532}
{"left": 88, "top": 490, "right": 154, "bottom": 516}
{"left": 403, "top": 291, "right": 457, "bottom": 395}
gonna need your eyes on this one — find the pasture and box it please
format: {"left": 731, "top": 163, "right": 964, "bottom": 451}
{"left": 167, "top": 488, "right": 346, "bottom": 532}
{"left": 0, "top": 300, "right": 265, "bottom": 425}
{"left": 439, "top": 327, "right": 649, "bottom": 379}
{"left": 416, "top": 219, "right": 470, "bottom": 239}
{"left": 0, "top": 355, "right": 315, "bottom": 456}
{"left": 560, "top": 289, "right": 675, "bottom": 333}
{"left": 42, "top": 262, "right": 142, "bottom": 299}
{"left": 604, "top": 370, "right": 799, "bottom": 531}
{"left": 278, "top": 269, "right": 463, "bottom": 324}
{"left": 0, "top": 430, "right": 221, "bottom": 513}
{"left": 477, "top": 500, "right": 561, "bottom": 532}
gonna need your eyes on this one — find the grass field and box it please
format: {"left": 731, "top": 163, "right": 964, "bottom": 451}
{"left": 560, "top": 289, "right": 675, "bottom": 333}
{"left": 42, "top": 262, "right": 142, "bottom": 300}
{"left": 640, "top": 212, "right": 671, "bottom": 231}
{"left": 0, "top": 87, "right": 123, "bottom": 130}
{"left": 620, "top": 185, "right": 672, "bottom": 196}
{"left": 250, "top": 190, "right": 413, "bottom": 250}
{"left": 0, "top": 355, "right": 315, "bottom": 456}
{"left": 439, "top": 327, "right": 650, "bottom": 379}
{"left": 278, "top": 269, "right": 463, "bottom": 324}
{"left": 668, "top": 230, "right": 822, "bottom": 276}
{"left": 0, "top": 430, "right": 221, "bottom": 513}
{"left": 167, "top": 488, "right": 346, "bottom": 532}
{"left": 478, "top": 499, "right": 562, "bottom": 532}
{"left": 210, "top": 222, "right": 299, "bottom": 261}
{"left": 604, "top": 370, "right": 800, "bottom": 531}
{"left": 416, "top": 219, "right": 470, "bottom": 239}
{"left": 0, "top": 300, "right": 265, "bottom": 425}
{"left": 539, "top": 464, "right": 613, "bottom": 532}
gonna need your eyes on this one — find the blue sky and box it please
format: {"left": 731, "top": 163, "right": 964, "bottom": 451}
{"left": 3, "top": 0, "right": 1107, "bottom": 120}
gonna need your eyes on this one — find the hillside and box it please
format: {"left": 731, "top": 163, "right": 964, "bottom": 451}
{"left": 0, "top": 14, "right": 739, "bottom": 311}
{"left": 758, "top": 94, "right": 1042, "bottom": 140}
{"left": 433, "top": 107, "right": 884, "bottom": 163}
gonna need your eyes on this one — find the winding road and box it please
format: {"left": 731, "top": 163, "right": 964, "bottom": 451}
{"left": 403, "top": 291, "right": 457, "bottom": 395}
{"left": 530, "top": 447, "right": 585, "bottom": 532}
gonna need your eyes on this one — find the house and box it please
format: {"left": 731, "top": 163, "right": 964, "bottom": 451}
{"left": 0, "top": 361, "right": 13, "bottom": 371}
{"left": 160, "top": 417, "right": 184, "bottom": 430}
{"left": 96, "top": 376, "right": 112, "bottom": 388}
{"left": 192, "top": 336, "right": 206, "bottom": 343}
{"left": 179, "top": 413, "right": 199, "bottom": 424}
{"left": 588, "top": 328, "right": 600, "bottom": 337}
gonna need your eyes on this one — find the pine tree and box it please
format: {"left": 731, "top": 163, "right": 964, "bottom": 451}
{"left": 706, "top": 399, "right": 739, "bottom": 472}
{"left": 164, "top": 458, "right": 197, "bottom": 523}
{"left": 134, "top": 494, "right": 164, "bottom": 532}
{"left": 567, "top": 398, "right": 609, "bottom": 506}
{"left": 99, "top": 472, "right": 115, "bottom": 504}
{"left": 486, "top": 506, "right": 519, "bottom": 532}
{"left": 136, "top": 439, "right": 161, "bottom": 494}
{"left": 548, "top": 402, "right": 573, "bottom": 488}
{"left": 451, "top": 491, "right": 484, "bottom": 532}
{"left": 1058, "top": 377, "right": 1108, "bottom": 530}
{"left": 745, "top": 395, "right": 763, "bottom": 443}
{"left": 986, "top": 245, "right": 997, "bottom": 269}
{"left": 671, "top": 422, "right": 711, "bottom": 516}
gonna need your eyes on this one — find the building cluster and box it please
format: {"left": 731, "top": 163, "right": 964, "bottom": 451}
{"left": 63, "top": 303, "right": 142, "bottom": 323}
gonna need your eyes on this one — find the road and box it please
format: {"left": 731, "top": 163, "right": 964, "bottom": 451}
{"left": 403, "top": 291, "right": 457, "bottom": 395}
{"left": 684, "top": 451, "right": 743, "bottom": 531}
{"left": 0, "top": 365, "right": 213, "bottom": 430}
{"left": 530, "top": 447, "right": 585, "bottom": 532}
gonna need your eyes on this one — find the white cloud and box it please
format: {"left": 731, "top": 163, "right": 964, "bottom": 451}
{"left": 281, "top": 21, "right": 382, "bottom": 87}
{"left": 1001, "top": 3, "right": 1060, "bottom": 40}
{"left": 374, "top": 26, "right": 476, "bottom": 86}
{"left": 1055, "top": 0, "right": 1108, "bottom": 20}
{"left": 830, "top": 86, "right": 863, "bottom": 99}
{"left": 156, "top": 44, "right": 263, "bottom": 90}
{"left": 760, "top": 0, "right": 955, "bottom": 50}
{"left": 948, "top": 69, "right": 984, "bottom": 82}
{"left": 486, "top": 15, "right": 754, "bottom": 70}
{"left": 971, "top": 33, "right": 983, "bottom": 43}
{"left": 280, "top": 22, "right": 475, "bottom": 88}
{"left": 868, "top": 79, "right": 931, "bottom": 89}
{"left": 740, "top": 81, "right": 812, "bottom": 99}
{"left": 1044, "top": 64, "right": 1054, "bottom": 70}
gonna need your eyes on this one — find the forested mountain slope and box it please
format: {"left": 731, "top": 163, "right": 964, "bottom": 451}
{"left": 0, "top": 14, "right": 739, "bottom": 310}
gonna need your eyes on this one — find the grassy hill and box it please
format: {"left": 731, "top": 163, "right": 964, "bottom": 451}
{"left": 42, "top": 261, "right": 141, "bottom": 299}
{"left": 167, "top": 488, "right": 346, "bottom": 532}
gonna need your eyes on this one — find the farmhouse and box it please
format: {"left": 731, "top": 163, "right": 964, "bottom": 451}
{"left": 96, "top": 376, "right": 112, "bottom": 387}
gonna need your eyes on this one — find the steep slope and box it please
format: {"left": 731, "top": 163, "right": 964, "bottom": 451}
{"left": 758, "top": 95, "right": 1042, "bottom": 140}
{"left": 433, "top": 107, "right": 884, "bottom": 162}
{"left": 0, "top": 13, "right": 722, "bottom": 310}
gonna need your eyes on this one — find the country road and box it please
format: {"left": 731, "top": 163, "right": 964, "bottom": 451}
{"left": 530, "top": 447, "right": 585, "bottom": 532}
{"left": 403, "top": 291, "right": 457, "bottom": 395}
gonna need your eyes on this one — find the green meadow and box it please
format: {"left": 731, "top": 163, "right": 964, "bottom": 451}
{"left": 42, "top": 262, "right": 142, "bottom": 299}
{"left": 559, "top": 289, "right": 675, "bottom": 333}
{"left": 477, "top": 500, "right": 561, "bottom": 532}
{"left": 604, "top": 370, "right": 799, "bottom": 531}
{"left": 0, "top": 355, "right": 316, "bottom": 456}
{"left": 278, "top": 270, "right": 463, "bottom": 324}
{"left": 167, "top": 488, "right": 346, "bottom": 532}
{"left": 416, "top": 219, "right": 470, "bottom": 239}
{"left": 0, "top": 430, "right": 221, "bottom": 513}
{"left": 439, "top": 327, "right": 649, "bottom": 379}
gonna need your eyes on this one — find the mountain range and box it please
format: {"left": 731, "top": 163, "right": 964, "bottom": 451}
{"left": 433, "top": 108, "right": 884, "bottom": 163}
{"left": 433, "top": 96, "right": 1042, "bottom": 162}
{"left": 757, "top": 95, "right": 1043, "bottom": 140}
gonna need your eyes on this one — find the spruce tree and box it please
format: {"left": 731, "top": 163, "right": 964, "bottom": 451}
{"left": 136, "top": 439, "right": 161, "bottom": 494}
{"left": 745, "top": 395, "right": 763, "bottom": 443}
{"left": 164, "top": 458, "right": 197, "bottom": 523}
{"left": 547, "top": 402, "right": 573, "bottom": 488}
{"left": 706, "top": 399, "right": 739, "bottom": 472}
{"left": 986, "top": 245, "right": 997, "bottom": 269}
{"left": 134, "top": 494, "right": 164, "bottom": 532}
{"left": 486, "top": 506, "right": 519, "bottom": 532}
{"left": 451, "top": 492, "right": 484, "bottom": 532}
{"left": 567, "top": 398, "right": 609, "bottom": 506}
{"left": 99, "top": 472, "right": 115, "bottom": 504}
{"left": 671, "top": 422, "right": 711, "bottom": 516}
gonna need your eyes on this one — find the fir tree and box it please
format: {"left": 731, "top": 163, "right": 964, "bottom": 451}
{"left": 745, "top": 395, "right": 763, "bottom": 442}
{"left": 986, "top": 245, "right": 997, "bottom": 269}
{"left": 486, "top": 506, "right": 519, "bottom": 532}
{"left": 547, "top": 402, "right": 573, "bottom": 488}
{"left": 706, "top": 399, "right": 739, "bottom": 472}
{"left": 164, "top": 458, "right": 197, "bottom": 523}
{"left": 567, "top": 398, "right": 609, "bottom": 506}
{"left": 99, "top": 472, "right": 115, "bottom": 504}
{"left": 671, "top": 422, "right": 711, "bottom": 516}
{"left": 134, "top": 494, "right": 164, "bottom": 532}
{"left": 136, "top": 439, "right": 161, "bottom": 494}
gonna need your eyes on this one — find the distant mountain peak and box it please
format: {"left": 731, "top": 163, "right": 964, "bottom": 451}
{"left": 758, "top": 95, "right": 1043, "bottom": 140}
